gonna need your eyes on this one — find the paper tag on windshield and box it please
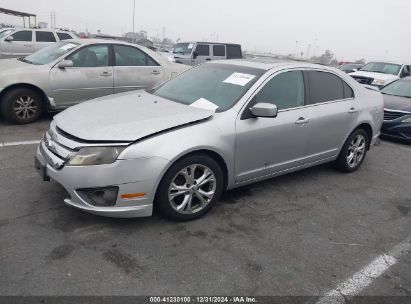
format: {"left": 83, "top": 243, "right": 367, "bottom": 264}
{"left": 188, "top": 43, "right": 194, "bottom": 49}
{"left": 223, "top": 73, "right": 255, "bottom": 86}
{"left": 190, "top": 98, "right": 219, "bottom": 111}
{"left": 60, "top": 43, "right": 77, "bottom": 51}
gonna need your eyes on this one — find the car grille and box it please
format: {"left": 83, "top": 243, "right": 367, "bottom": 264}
{"left": 351, "top": 76, "right": 374, "bottom": 85}
{"left": 40, "top": 122, "right": 131, "bottom": 170}
{"left": 41, "top": 127, "right": 76, "bottom": 169}
{"left": 383, "top": 110, "right": 407, "bottom": 121}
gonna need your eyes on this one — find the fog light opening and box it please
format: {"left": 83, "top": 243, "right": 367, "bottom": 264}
{"left": 77, "top": 186, "right": 119, "bottom": 207}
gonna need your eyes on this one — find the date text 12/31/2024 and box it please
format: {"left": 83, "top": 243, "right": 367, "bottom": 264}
{"left": 150, "top": 297, "right": 257, "bottom": 303}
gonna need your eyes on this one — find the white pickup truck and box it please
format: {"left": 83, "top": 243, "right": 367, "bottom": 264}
{"left": 349, "top": 61, "right": 411, "bottom": 89}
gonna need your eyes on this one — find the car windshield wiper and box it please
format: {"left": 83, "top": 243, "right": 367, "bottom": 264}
{"left": 18, "top": 57, "right": 34, "bottom": 64}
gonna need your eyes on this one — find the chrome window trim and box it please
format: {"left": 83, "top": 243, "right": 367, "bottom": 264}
{"left": 238, "top": 67, "right": 355, "bottom": 117}
{"left": 277, "top": 97, "right": 355, "bottom": 114}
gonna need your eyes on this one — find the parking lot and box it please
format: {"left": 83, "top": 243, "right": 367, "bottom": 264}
{"left": 0, "top": 116, "right": 410, "bottom": 298}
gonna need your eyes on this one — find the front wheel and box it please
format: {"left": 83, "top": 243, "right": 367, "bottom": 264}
{"left": 156, "top": 154, "right": 224, "bottom": 221}
{"left": 0, "top": 88, "right": 44, "bottom": 124}
{"left": 335, "top": 129, "right": 369, "bottom": 173}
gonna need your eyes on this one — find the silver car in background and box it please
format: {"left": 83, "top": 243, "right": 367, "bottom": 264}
{"left": 0, "top": 28, "right": 77, "bottom": 59}
{"left": 35, "top": 59, "right": 383, "bottom": 221}
{"left": 0, "top": 39, "right": 189, "bottom": 124}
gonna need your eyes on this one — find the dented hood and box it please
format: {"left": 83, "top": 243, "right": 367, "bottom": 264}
{"left": 54, "top": 91, "right": 215, "bottom": 141}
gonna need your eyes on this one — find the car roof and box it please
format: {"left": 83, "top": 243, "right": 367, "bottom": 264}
{"left": 210, "top": 58, "right": 339, "bottom": 72}
{"left": 366, "top": 60, "right": 410, "bottom": 65}
{"left": 66, "top": 38, "right": 142, "bottom": 46}
{"left": 7, "top": 28, "right": 74, "bottom": 34}
{"left": 178, "top": 41, "right": 241, "bottom": 46}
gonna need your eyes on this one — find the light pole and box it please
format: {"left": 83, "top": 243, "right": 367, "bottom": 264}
{"left": 132, "top": 0, "right": 136, "bottom": 42}
{"left": 294, "top": 41, "right": 299, "bottom": 58}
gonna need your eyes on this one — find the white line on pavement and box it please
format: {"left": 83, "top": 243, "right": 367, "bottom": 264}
{"left": 0, "top": 140, "right": 40, "bottom": 147}
{"left": 316, "top": 235, "right": 411, "bottom": 304}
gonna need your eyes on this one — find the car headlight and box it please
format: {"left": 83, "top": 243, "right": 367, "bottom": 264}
{"left": 372, "top": 79, "right": 385, "bottom": 86}
{"left": 68, "top": 146, "right": 126, "bottom": 166}
{"left": 402, "top": 117, "right": 411, "bottom": 123}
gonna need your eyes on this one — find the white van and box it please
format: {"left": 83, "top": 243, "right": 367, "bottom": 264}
{"left": 0, "top": 28, "right": 77, "bottom": 59}
{"left": 170, "top": 42, "right": 242, "bottom": 65}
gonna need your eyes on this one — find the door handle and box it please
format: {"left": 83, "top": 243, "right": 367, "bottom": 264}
{"left": 100, "top": 71, "right": 112, "bottom": 77}
{"left": 295, "top": 117, "right": 310, "bottom": 125}
{"left": 151, "top": 70, "right": 161, "bottom": 75}
{"left": 205, "top": 58, "right": 211, "bottom": 61}
{"left": 348, "top": 107, "right": 359, "bottom": 114}
{"left": 24, "top": 44, "right": 32, "bottom": 47}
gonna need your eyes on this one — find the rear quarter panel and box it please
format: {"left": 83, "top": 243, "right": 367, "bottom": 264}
{"left": 350, "top": 82, "right": 384, "bottom": 145}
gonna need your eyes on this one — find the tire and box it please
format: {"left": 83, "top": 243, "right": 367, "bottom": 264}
{"left": 156, "top": 154, "right": 224, "bottom": 221}
{"left": 0, "top": 88, "right": 44, "bottom": 124}
{"left": 335, "top": 128, "right": 369, "bottom": 173}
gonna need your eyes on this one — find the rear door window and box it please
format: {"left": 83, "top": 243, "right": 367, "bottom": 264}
{"left": 307, "top": 71, "right": 345, "bottom": 103}
{"left": 343, "top": 82, "right": 354, "bottom": 99}
{"left": 113, "top": 45, "right": 159, "bottom": 66}
{"left": 57, "top": 32, "right": 73, "bottom": 41}
{"left": 36, "top": 31, "right": 56, "bottom": 42}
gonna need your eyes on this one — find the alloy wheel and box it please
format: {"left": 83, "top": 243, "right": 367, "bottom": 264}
{"left": 13, "top": 95, "right": 38, "bottom": 120}
{"left": 346, "top": 134, "right": 366, "bottom": 168}
{"left": 168, "top": 164, "right": 217, "bottom": 214}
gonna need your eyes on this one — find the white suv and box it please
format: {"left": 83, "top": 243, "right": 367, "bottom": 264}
{"left": 0, "top": 28, "right": 77, "bottom": 59}
{"left": 349, "top": 61, "right": 411, "bottom": 88}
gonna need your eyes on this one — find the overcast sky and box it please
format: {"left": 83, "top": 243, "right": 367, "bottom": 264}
{"left": 0, "top": 0, "right": 410, "bottom": 62}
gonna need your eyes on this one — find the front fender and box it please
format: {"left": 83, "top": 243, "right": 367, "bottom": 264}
{"left": 119, "top": 111, "right": 237, "bottom": 188}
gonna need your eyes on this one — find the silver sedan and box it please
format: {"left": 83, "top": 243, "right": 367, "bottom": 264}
{"left": 0, "top": 39, "right": 189, "bottom": 124}
{"left": 35, "top": 59, "right": 383, "bottom": 221}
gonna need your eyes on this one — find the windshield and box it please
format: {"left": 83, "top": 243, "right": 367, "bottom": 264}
{"left": 360, "top": 62, "right": 402, "bottom": 75}
{"left": 22, "top": 41, "right": 79, "bottom": 65}
{"left": 340, "top": 64, "right": 360, "bottom": 71}
{"left": 0, "top": 29, "right": 13, "bottom": 39}
{"left": 173, "top": 43, "right": 194, "bottom": 55}
{"left": 153, "top": 63, "right": 265, "bottom": 111}
{"left": 381, "top": 79, "right": 411, "bottom": 98}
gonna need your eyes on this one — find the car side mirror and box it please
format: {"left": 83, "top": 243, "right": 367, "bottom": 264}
{"left": 58, "top": 60, "right": 74, "bottom": 69}
{"left": 250, "top": 103, "right": 278, "bottom": 118}
{"left": 5, "top": 36, "right": 13, "bottom": 42}
{"left": 353, "top": 68, "right": 358, "bottom": 72}
{"left": 193, "top": 51, "right": 198, "bottom": 59}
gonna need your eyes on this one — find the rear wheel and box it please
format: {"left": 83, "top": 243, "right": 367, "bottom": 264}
{"left": 157, "top": 154, "right": 223, "bottom": 221}
{"left": 0, "top": 88, "right": 44, "bottom": 124}
{"left": 335, "top": 129, "right": 369, "bottom": 173}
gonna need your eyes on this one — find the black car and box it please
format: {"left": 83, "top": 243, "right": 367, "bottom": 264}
{"left": 381, "top": 77, "right": 411, "bottom": 143}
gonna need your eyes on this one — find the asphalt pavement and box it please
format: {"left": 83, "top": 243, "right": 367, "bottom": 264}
{"left": 0, "top": 118, "right": 410, "bottom": 298}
